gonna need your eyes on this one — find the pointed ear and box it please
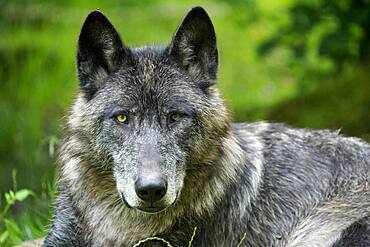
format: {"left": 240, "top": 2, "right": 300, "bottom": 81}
{"left": 169, "top": 7, "right": 218, "bottom": 88}
{"left": 77, "top": 11, "right": 129, "bottom": 99}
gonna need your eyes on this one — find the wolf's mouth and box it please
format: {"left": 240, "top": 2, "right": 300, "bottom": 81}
{"left": 120, "top": 192, "right": 170, "bottom": 213}
{"left": 135, "top": 192, "right": 179, "bottom": 213}
{"left": 137, "top": 206, "right": 166, "bottom": 213}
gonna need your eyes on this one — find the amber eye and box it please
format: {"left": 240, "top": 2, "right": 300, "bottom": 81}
{"left": 169, "top": 112, "right": 183, "bottom": 123}
{"left": 114, "top": 114, "right": 128, "bottom": 124}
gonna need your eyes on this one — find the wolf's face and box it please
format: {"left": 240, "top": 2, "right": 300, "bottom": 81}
{"left": 71, "top": 7, "right": 228, "bottom": 213}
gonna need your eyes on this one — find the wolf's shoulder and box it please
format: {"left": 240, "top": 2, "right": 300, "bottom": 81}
{"left": 231, "top": 121, "right": 337, "bottom": 138}
{"left": 231, "top": 121, "right": 370, "bottom": 151}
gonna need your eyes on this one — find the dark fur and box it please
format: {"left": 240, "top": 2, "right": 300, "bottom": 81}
{"left": 44, "top": 7, "right": 370, "bottom": 247}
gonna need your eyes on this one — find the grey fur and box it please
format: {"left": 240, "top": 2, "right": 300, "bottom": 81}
{"left": 44, "top": 7, "right": 370, "bottom": 247}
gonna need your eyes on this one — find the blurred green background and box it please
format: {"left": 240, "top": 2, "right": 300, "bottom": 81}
{"left": 0, "top": 0, "right": 369, "bottom": 245}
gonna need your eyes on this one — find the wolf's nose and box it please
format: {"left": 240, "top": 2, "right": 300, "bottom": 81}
{"left": 135, "top": 177, "right": 167, "bottom": 203}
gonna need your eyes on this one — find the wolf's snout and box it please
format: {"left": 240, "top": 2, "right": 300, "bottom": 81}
{"left": 134, "top": 177, "right": 167, "bottom": 203}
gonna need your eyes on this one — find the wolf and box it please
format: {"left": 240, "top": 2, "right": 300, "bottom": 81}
{"left": 43, "top": 6, "right": 370, "bottom": 247}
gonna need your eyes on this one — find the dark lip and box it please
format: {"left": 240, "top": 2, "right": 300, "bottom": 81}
{"left": 137, "top": 192, "right": 179, "bottom": 213}
{"left": 137, "top": 206, "right": 166, "bottom": 213}
{"left": 120, "top": 191, "right": 179, "bottom": 213}
{"left": 119, "top": 193, "right": 166, "bottom": 212}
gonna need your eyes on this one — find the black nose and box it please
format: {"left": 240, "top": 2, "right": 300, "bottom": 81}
{"left": 135, "top": 177, "right": 167, "bottom": 203}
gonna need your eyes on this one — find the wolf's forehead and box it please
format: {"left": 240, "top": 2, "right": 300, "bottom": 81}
{"left": 112, "top": 52, "right": 190, "bottom": 90}
{"left": 101, "top": 47, "right": 201, "bottom": 106}
{"left": 112, "top": 48, "right": 177, "bottom": 83}
{"left": 132, "top": 47, "right": 171, "bottom": 76}
{"left": 135, "top": 51, "right": 161, "bottom": 80}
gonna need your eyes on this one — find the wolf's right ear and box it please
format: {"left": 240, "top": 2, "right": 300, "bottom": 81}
{"left": 77, "top": 11, "right": 129, "bottom": 99}
{"left": 169, "top": 7, "right": 218, "bottom": 88}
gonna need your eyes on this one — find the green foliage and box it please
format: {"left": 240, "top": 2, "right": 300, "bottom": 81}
{"left": 1, "top": 189, "right": 34, "bottom": 245}
{"left": 0, "top": 0, "right": 369, "bottom": 243}
{"left": 0, "top": 171, "right": 54, "bottom": 246}
{"left": 259, "top": 0, "right": 370, "bottom": 75}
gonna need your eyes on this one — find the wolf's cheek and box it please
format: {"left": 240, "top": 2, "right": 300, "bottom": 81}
{"left": 114, "top": 173, "right": 137, "bottom": 207}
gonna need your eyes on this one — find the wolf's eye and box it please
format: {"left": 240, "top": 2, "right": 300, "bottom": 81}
{"left": 168, "top": 112, "right": 183, "bottom": 123}
{"left": 114, "top": 114, "right": 128, "bottom": 124}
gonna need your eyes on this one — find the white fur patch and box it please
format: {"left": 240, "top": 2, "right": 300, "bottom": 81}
{"left": 286, "top": 210, "right": 349, "bottom": 247}
{"left": 61, "top": 157, "right": 81, "bottom": 182}
{"left": 192, "top": 134, "right": 245, "bottom": 216}
{"left": 239, "top": 123, "right": 268, "bottom": 197}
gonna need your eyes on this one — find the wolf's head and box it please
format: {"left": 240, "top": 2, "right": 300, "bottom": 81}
{"left": 67, "top": 7, "right": 229, "bottom": 214}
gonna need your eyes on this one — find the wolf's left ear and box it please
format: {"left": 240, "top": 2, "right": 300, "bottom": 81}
{"left": 169, "top": 7, "right": 218, "bottom": 88}
{"left": 77, "top": 11, "right": 129, "bottom": 99}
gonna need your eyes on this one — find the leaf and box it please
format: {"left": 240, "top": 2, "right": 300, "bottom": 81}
{"left": 4, "top": 219, "right": 21, "bottom": 235}
{"left": 15, "top": 189, "right": 34, "bottom": 202}
{"left": 5, "top": 191, "right": 15, "bottom": 205}
{"left": 0, "top": 231, "right": 9, "bottom": 243}
{"left": 4, "top": 219, "right": 22, "bottom": 244}
{"left": 48, "top": 136, "right": 59, "bottom": 158}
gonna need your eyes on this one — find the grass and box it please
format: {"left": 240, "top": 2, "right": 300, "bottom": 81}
{"left": 132, "top": 226, "right": 248, "bottom": 246}
{"left": 132, "top": 227, "right": 197, "bottom": 247}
